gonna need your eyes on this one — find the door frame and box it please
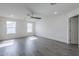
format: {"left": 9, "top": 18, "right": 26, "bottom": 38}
{"left": 69, "top": 17, "right": 71, "bottom": 44}
{"left": 68, "top": 15, "right": 78, "bottom": 44}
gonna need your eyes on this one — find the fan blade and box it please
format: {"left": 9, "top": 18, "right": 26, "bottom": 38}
{"left": 31, "top": 16, "right": 41, "bottom": 19}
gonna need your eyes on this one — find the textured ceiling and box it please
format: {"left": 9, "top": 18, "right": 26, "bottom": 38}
{"left": 0, "top": 3, "right": 79, "bottom": 20}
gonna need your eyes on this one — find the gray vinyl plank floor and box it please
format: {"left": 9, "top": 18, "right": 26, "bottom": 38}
{"left": 0, "top": 36, "right": 79, "bottom": 56}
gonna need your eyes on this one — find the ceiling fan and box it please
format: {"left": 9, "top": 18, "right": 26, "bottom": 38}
{"left": 27, "top": 11, "right": 42, "bottom": 19}
{"left": 26, "top": 3, "right": 56, "bottom": 19}
{"left": 50, "top": 3, "right": 56, "bottom": 5}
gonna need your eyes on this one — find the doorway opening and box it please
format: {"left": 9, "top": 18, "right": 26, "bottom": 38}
{"left": 69, "top": 15, "right": 78, "bottom": 47}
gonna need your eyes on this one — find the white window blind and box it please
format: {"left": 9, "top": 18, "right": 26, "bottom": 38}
{"left": 27, "top": 23, "right": 33, "bottom": 32}
{"left": 6, "top": 21, "right": 16, "bottom": 34}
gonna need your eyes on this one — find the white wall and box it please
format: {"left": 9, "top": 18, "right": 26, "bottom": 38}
{"left": 36, "top": 8, "right": 79, "bottom": 44}
{"left": 0, "top": 16, "right": 35, "bottom": 40}
{"left": 36, "top": 15, "right": 68, "bottom": 43}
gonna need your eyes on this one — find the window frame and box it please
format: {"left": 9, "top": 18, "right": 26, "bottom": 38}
{"left": 6, "top": 21, "right": 16, "bottom": 34}
{"left": 27, "top": 22, "right": 33, "bottom": 33}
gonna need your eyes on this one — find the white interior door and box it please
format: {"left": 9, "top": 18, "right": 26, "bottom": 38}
{"left": 70, "top": 16, "right": 78, "bottom": 44}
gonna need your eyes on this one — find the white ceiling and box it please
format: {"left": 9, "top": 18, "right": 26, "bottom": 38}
{"left": 0, "top": 3, "right": 79, "bottom": 20}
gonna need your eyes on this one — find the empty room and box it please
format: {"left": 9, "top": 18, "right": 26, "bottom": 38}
{"left": 0, "top": 3, "right": 79, "bottom": 56}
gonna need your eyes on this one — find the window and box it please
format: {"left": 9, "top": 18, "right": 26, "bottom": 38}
{"left": 27, "top": 23, "right": 33, "bottom": 32}
{"left": 6, "top": 21, "right": 16, "bottom": 34}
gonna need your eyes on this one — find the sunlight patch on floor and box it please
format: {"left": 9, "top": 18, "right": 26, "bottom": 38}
{"left": 0, "top": 40, "right": 14, "bottom": 48}
{"left": 29, "top": 36, "right": 38, "bottom": 40}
